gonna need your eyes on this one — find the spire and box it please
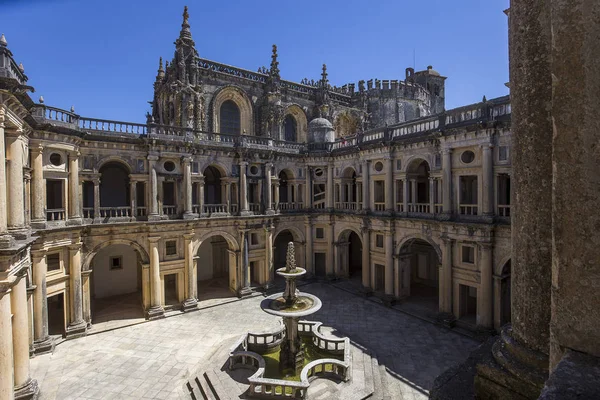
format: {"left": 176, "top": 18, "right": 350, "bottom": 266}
{"left": 321, "top": 63, "right": 328, "bottom": 87}
{"left": 157, "top": 57, "right": 165, "bottom": 79}
{"left": 269, "top": 44, "right": 280, "bottom": 80}
{"left": 0, "top": 34, "right": 7, "bottom": 47}
{"left": 178, "top": 6, "right": 194, "bottom": 44}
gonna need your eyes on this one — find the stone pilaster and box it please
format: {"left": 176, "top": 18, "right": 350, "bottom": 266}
{"left": 402, "top": 176, "right": 409, "bottom": 215}
{"left": 66, "top": 151, "right": 82, "bottom": 225}
{"left": 326, "top": 163, "right": 334, "bottom": 209}
{"left": 361, "top": 160, "right": 370, "bottom": 211}
{"left": 304, "top": 218, "right": 313, "bottom": 276}
{"left": 239, "top": 161, "right": 251, "bottom": 216}
{"left": 0, "top": 288, "right": 14, "bottom": 400}
{"left": 326, "top": 223, "right": 334, "bottom": 278}
{"left": 147, "top": 237, "right": 164, "bottom": 319}
{"left": 11, "top": 271, "right": 39, "bottom": 400}
{"left": 264, "top": 224, "right": 274, "bottom": 287}
{"left": 238, "top": 229, "right": 252, "bottom": 297}
{"left": 385, "top": 157, "right": 394, "bottom": 213}
{"left": 361, "top": 226, "right": 371, "bottom": 291}
{"left": 441, "top": 148, "right": 453, "bottom": 219}
{"left": 182, "top": 157, "right": 195, "bottom": 219}
{"left": 198, "top": 177, "right": 205, "bottom": 216}
{"left": 66, "top": 243, "right": 86, "bottom": 338}
{"left": 439, "top": 236, "right": 453, "bottom": 314}
{"left": 477, "top": 241, "right": 493, "bottom": 329}
{"left": 0, "top": 106, "right": 10, "bottom": 248}
{"left": 429, "top": 177, "right": 436, "bottom": 214}
{"left": 182, "top": 233, "right": 197, "bottom": 311}
{"left": 92, "top": 177, "right": 100, "bottom": 221}
{"left": 384, "top": 231, "right": 394, "bottom": 299}
{"left": 129, "top": 178, "right": 137, "bottom": 219}
{"left": 30, "top": 143, "right": 45, "bottom": 229}
{"left": 32, "top": 251, "right": 53, "bottom": 355}
{"left": 6, "top": 131, "right": 26, "bottom": 236}
{"left": 304, "top": 166, "right": 311, "bottom": 209}
{"left": 482, "top": 143, "right": 494, "bottom": 218}
{"left": 147, "top": 155, "right": 160, "bottom": 221}
{"left": 265, "top": 163, "right": 273, "bottom": 214}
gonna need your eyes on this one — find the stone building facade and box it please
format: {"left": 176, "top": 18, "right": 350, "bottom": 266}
{"left": 0, "top": 8, "right": 513, "bottom": 399}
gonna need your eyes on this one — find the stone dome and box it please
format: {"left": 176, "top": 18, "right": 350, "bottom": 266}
{"left": 308, "top": 117, "right": 335, "bottom": 143}
{"left": 426, "top": 65, "right": 441, "bottom": 76}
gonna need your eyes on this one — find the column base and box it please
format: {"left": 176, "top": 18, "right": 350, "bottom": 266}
{"left": 438, "top": 212, "right": 453, "bottom": 221}
{"left": 65, "top": 217, "right": 83, "bottom": 226}
{"left": 32, "top": 337, "right": 54, "bottom": 355}
{"left": 474, "top": 325, "right": 548, "bottom": 399}
{"left": 182, "top": 212, "right": 198, "bottom": 220}
{"left": 147, "top": 214, "right": 162, "bottom": 222}
{"left": 8, "top": 227, "right": 30, "bottom": 240}
{"left": 238, "top": 286, "right": 253, "bottom": 298}
{"left": 65, "top": 321, "right": 87, "bottom": 339}
{"left": 265, "top": 209, "right": 276, "bottom": 215}
{"left": 14, "top": 378, "right": 40, "bottom": 400}
{"left": 30, "top": 219, "right": 46, "bottom": 230}
{"left": 182, "top": 298, "right": 198, "bottom": 312}
{"left": 239, "top": 210, "right": 254, "bottom": 216}
{"left": 0, "top": 233, "right": 15, "bottom": 249}
{"left": 146, "top": 305, "right": 165, "bottom": 320}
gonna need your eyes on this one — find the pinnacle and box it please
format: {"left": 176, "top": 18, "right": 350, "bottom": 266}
{"left": 0, "top": 33, "right": 6, "bottom": 47}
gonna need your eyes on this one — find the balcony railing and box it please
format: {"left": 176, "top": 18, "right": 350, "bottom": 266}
{"left": 408, "top": 203, "right": 431, "bottom": 213}
{"left": 100, "top": 207, "right": 132, "bottom": 218}
{"left": 203, "top": 204, "right": 228, "bottom": 216}
{"left": 46, "top": 208, "right": 65, "bottom": 221}
{"left": 374, "top": 202, "right": 385, "bottom": 211}
{"left": 459, "top": 204, "right": 478, "bottom": 216}
{"left": 279, "top": 202, "right": 303, "bottom": 211}
{"left": 249, "top": 203, "right": 261, "bottom": 213}
{"left": 435, "top": 204, "right": 443, "bottom": 214}
{"left": 498, "top": 205, "right": 511, "bottom": 217}
{"left": 136, "top": 207, "right": 147, "bottom": 217}
{"left": 335, "top": 202, "right": 359, "bottom": 211}
{"left": 396, "top": 203, "right": 404, "bottom": 212}
{"left": 162, "top": 205, "right": 177, "bottom": 216}
{"left": 82, "top": 207, "right": 94, "bottom": 219}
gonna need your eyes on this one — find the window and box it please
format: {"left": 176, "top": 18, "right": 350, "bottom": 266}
{"left": 166, "top": 240, "right": 177, "bottom": 256}
{"left": 396, "top": 159, "right": 402, "bottom": 170}
{"left": 461, "top": 150, "right": 475, "bottom": 164}
{"left": 499, "top": 146, "right": 509, "bottom": 161}
{"left": 374, "top": 162, "right": 383, "bottom": 172}
{"left": 462, "top": 245, "right": 475, "bottom": 264}
{"left": 47, "top": 253, "right": 60, "bottom": 272}
{"left": 136, "top": 158, "right": 145, "bottom": 172}
{"left": 435, "top": 154, "right": 441, "bottom": 168}
{"left": 109, "top": 256, "right": 123, "bottom": 270}
{"left": 192, "top": 162, "right": 199, "bottom": 173}
{"left": 49, "top": 153, "right": 62, "bottom": 166}
{"left": 460, "top": 176, "right": 478, "bottom": 204}
{"left": 376, "top": 234, "right": 384, "bottom": 248}
{"left": 251, "top": 233, "right": 259, "bottom": 245}
{"left": 164, "top": 161, "right": 176, "bottom": 172}
{"left": 284, "top": 115, "right": 297, "bottom": 142}
{"left": 314, "top": 168, "right": 324, "bottom": 177}
{"left": 250, "top": 165, "right": 259, "bottom": 175}
{"left": 316, "top": 228, "right": 324, "bottom": 239}
{"left": 220, "top": 100, "right": 241, "bottom": 135}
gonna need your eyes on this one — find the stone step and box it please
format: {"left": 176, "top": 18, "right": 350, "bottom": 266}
{"left": 184, "top": 374, "right": 213, "bottom": 400}
{"left": 371, "top": 352, "right": 383, "bottom": 400}
{"left": 379, "top": 363, "right": 392, "bottom": 400}
{"left": 204, "top": 369, "right": 239, "bottom": 400}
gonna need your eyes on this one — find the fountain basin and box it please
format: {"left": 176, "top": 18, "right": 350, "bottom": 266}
{"left": 261, "top": 292, "right": 322, "bottom": 318}
{"left": 276, "top": 266, "right": 307, "bottom": 278}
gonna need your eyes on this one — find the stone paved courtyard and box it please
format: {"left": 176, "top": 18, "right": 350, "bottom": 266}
{"left": 31, "top": 283, "right": 478, "bottom": 400}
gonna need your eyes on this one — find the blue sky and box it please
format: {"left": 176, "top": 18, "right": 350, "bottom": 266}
{"left": 2, "top": 0, "right": 509, "bottom": 123}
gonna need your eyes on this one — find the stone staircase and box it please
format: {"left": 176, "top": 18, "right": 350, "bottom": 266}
{"left": 181, "top": 342, "right": 394, "bottom": 400}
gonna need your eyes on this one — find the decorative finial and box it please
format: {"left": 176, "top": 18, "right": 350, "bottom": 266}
{"left": 183, "top": 6, "right": 189, "bottom": 24}
{"left": 18, "top": 63, "right": 24, "bottom": 73}
{"left": 285, "top": 242, "right": 296, "bottom": 272}
{"left": 157, "top": 57, "right": 165, "bottom": 79}
{"left": 39, "top": 96, "right": 44, "bottom": 104}
{"left": 482, "top": 95, "right": 487, "bottom": 103}
{"left": 321, "top": 63, "right": 328, "bottom": 87}
{"left": 178, "top": 6, "right": 193, "bottom": 42}
{"left": 0, "top": 34, "right": 7, "bottom": 47}
{"left": 70, "top": 106, "right": 75, "bottom": 112}
{"left": 269, "top": 44, "right": 280, "bottom": 80}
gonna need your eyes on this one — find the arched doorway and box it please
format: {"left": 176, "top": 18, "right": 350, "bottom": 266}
{"left": 406, "top": 159, "right": 431, "bottom": 213}
{"left": 204, "top": 166, "right": 223, "bottom": 205}
{"left": 273, "top": 230, "right": 295, "bottom": 270}
{"left": 220, "top": 100, "right": 241, "bottom": 135}
{"left": 99, "top": 161, "right": 131, "bottom": 218}
{"left": 337, "top": 230, "right": 362, "bottom": 279}
{"left": 340, "top": 168, "right": 358, "bottom": 210}
{"left": 278, "top": 170, "right": 293, "bottom": 207}
{"left": 90, "top": 244, "right": 144, "bottom": 325}
{"left": 500, "top": 259, "right": 511, "bottom": 327}
{"left": 196, "top": 235, "right": 234, "bottom": 299}
{"left": 398, "top": 238, "right": 440, "bottom": 316}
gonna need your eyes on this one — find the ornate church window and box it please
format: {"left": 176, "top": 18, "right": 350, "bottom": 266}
{"left": 284, "top": 115, "right": 297, "bottom": 142}
{"left": 220, "top": 100, "right": 241, "bottom": 135}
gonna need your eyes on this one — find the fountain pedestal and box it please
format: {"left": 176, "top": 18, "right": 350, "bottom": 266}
{"left": 280, "top": 317, "right": 304, "bottom": 374}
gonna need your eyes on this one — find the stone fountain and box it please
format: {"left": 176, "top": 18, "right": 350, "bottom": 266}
{"left": 261, "top": 242, "right": 322, "bottom": 374}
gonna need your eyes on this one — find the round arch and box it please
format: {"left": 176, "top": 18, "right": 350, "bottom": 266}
{"left": 96, "top": 157, "right": 133, "bottom": 174}
{"left": 193, "top": 230, "right": 240, "bottom": 255}
{"left": 82, "top": 239, "right": 149, "bottom": 272}
{"left": 405, "top": 156, "right": 432, "bottom": 173}
{"left": 397, "top": 234, "right": 442, "bottom": 261}
{"left": 277, "top": 168, "right": 295, "bottom": 180}
{"left": 273, "top": 225, "right": 305, "bottom": 244}
{"left": 341, "top": 166, "right": 357, "bottom": 178}
{"left": 212, "top": 86, "right": 254, "bottom": 135}
{"left": 496, "top": 253, "right": 512, "bottom": 275}
{"left": 284, "top": 104, "right": 308, "bottom": 143}
{"left": 199, "top": 161, "right": 230, "bottom": 178}
{"left": 337, "top": 226, "right": 362, "bottom": 243}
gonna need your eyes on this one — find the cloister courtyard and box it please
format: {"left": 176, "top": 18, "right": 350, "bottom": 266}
{"left": 30, "top": 282, "right": 478, "bottom": 400}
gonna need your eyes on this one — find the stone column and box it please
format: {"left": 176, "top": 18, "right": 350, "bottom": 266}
{"left": 265, "top": 225, "right": 274, "bottom": 286}
{"left": 442, "top": 148, "right": 453, "bottom": 217}
{"left": 129, "top": 179, "right": 137, "bottom": 218}
{"left": 32, "top": 252, "right": 52, "bottom": 354}
{"left": 225, "top": 182, "right": 232, "bottom": 214}
{"left": 385, "top": 157, "right": 393, "bottom": 212}
{"left": 477, "top": 242, "right": 493, "bottom": 328}
{"left": 67, "top": 151, "right": 82, "bottom": 224}
{"left": 429, "top": 178, "right": 436, "bottom": 213}
{"left": 326, "top": 164, "right": 334, "bottom": 209}
{"left": 384, "top": 232, "right": 394, "bottom": 297}
{"left": 238, "top": 230, "right": 252, "bottom": 297}
{"left": 362, "top": 160, "right": 370, "bottom": 211}
{"left": 30, "top": 143, "right": 45, "bottom": 228}
{"left": 265, "top": 163, "right": 273, "bottom": 214}
{"left": 402, "top": 177, "right": 409, "bottom": 213}
{"left": 361, "top": 227, "right": 370, "bottom": 289}
{"left": 0, "top": 108, "right": 9, "bottom": 247}
{"left": 549, "top": 0, "right": 600, "bottom": 369}
{"left": 0, "top": 289, "right": 14, "bottom": 400}
{"left": 183, "top": 157, "right": 193, "bottom": 218}
{"left": 305, "top": 219, "right": 313, "bottom": 275}
{"left": 440, "top": 236, "right": 453, "bottom": 314}
{"left": 410, "top": 179, "right": 417, "bottom": 204}
{"left": 148, "top": 155, "right": 160, "bottom": 221}
{"left": 474, "top": 2, "right": 552, "bottom": 397}
{"left": 147, "top": 237, "right": 164, "bottom": 319}
{"left": 239, "top": 161, "right": 250, "bottom": 215}
{"left": 182, "top": 233, "right": 197, "bottom": 311}
{"left": 304, "top": 166, "right": 311, "bottom": 208}
{"left": 198, "top": 177, "right": 205, "bottom": 216}
{"left": 326, "top": 223, "right": 334, "bottom": 277}
{"left": 274, "top": 182, "right": 280, "bottom": 211}
{"left": 93, "top": 177, "right": 100, "bottom": 220}
{"left": 66, "top": 243, "right": 86, "bottom": 338}
{"left": 11, "top": 272, "right": 38, "bottom": 399}
{"left": 6, "top": 132, "right": 25, "bottom": 232}
{"left": 482, "top": 143, "right": 494, "bottom": 217}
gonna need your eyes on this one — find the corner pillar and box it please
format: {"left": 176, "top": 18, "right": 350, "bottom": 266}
{"left": 32, "top": 252, "right": 53, "bottom": 354}
{"left": 182, "top": 233, "right": 197, "bottom": 311}
{"left": 66, "top": 243, "right": 86, "bottom": 338}
{"left": 147, "top": 237, "right": 164, "bottom": 319}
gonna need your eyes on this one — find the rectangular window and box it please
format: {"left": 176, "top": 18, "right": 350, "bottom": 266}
{"left": 435, "top": 154, "right": 442, "bottom": 167}
{"left": 499, "top": 146, "right": 509, "bottom": 162}
{"left": 316, "top": 227, "right": 324, "bottom": 239}
{"left": 374, "top": 181, "right": 385, "bottom": 203}
{"left": 47, "top": 253, "right": 61, "bottom": 272}
{"left": 136, "top": 158, "right": 145, "bottom": 173}
{"left": 109, "top": 256, "right": 123, "bottom": 270}
{"left": 251, "top": 233, "right": 259, "bottom": 245}
{"left": 376, "top": 234, "right": 384, "bottom": 248}
{"left": 396, "top": 159, "right": 402, "bottom": 170}
{"left": 460, "top": 176, "right": 478, "bottom": 204}
{"left": 192, "top": 162, "right": 199, "bottom": 173}
{"left": 163, "top": 182, "right": 175, "bottom": 206}
{"left": 166, "top": 240, "right": 177, "bottom": 256}
{"left": 462, "top": 245, "right": 475, "bottom": 264}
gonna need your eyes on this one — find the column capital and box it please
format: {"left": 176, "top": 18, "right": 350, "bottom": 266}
{"left": 148, "top": 236, "right": 161, "bottom": 243}
{"left": 479, "top": 241, "right": 494, "bottom": 250}
{"left": 30, "top": 143, "right": 44, "bottom": 154}
{"left": 147, "top": 155, "right": 159, "bottom": 162}
{"left": 442, "top": 147, "right": 453, "bottom": 155}
{"left": 239, "top": 161, "right": 248, "bottom": 167}
{"left": 68, "top": 150, "right": 81, "bottom": 158}
{"left": 182, "top": 156, "right": 193, "bottom": 164}
{"left": 183, "top": 233, "right": 194, "bottom": 240}
{"left": 265, "top": 162, "right": 273, "bottom": 168}
{"left": 68, "top": 243, "right": 82, "bottom": 252}
{"left": 31, "top": 250, "right": 47, "bottom": 262}
{"left": 480, "top": 143, "right": 494, "bottom": 151}
{"left": 441, "top": 235, "right": 454, "bottom": 244}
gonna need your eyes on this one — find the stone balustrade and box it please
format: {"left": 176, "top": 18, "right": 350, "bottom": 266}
{"left": 374, "top": 202, "right": 385, "bottom": 211}
{"left": 497, "top": 205, "right": 510, "bottom": 217}
{"left": 46, "top": 208, "right": 65, "bottom": 221}
{"left": 203, "top": 204, "right": 228, "bottom": 216}
{"left": 459, "top": 204, "right": 478, "bottom": 216}
{"left": 162, "top": 205, "right": 177, "bottom": 216}
{"left": 99, "top": 206, "right": 132, "bottom": 218}
{"left": 408, "top": 203, "right": 430, "bottom": 213}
